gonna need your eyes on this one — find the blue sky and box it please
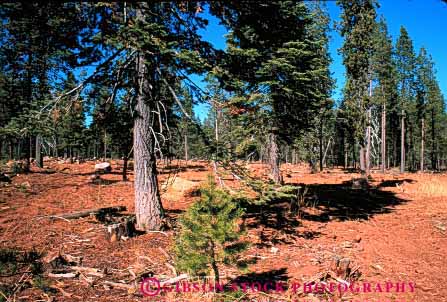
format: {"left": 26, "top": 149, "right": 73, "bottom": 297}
{"left": 192, "top": 0, "right": 447, "bottom": 120}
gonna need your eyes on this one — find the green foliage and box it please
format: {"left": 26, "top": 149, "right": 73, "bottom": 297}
{"left": 338, "top": 0, "right": 378, "bottom": 145}
{"left": 174, "top": 177, "right": 246, "bottom": 281}
{"left": 212, "top": 1, "right": 332, "bottom": 142}
{"left": 258, "top": 184, "right": 300, "bottom": 204}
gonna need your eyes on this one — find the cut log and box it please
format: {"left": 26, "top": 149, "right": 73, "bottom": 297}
{"left": 50, "top": 206, "right": 126, "bottom": 220}
{"left": 95, "top": 162, "right": 112, "bottom": 174}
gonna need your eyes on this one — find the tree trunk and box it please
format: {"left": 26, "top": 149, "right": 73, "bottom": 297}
{"left": 122, "top": 155, "right": 128, "bottom": 181}
{"left": 420, "top": 118, "right": 424, "bottom": 172}
{"left": 319, "top": 119, "right": 323, "bottom": 172}
{"left": 9, "top": 140, "right": 13, "bottom": 160}
{"left": 210, "top": 241, "right": 219, "bottom": 283}
{"left": 393, "top": 133, "right": 397, "bottom": 168}
{"left": 365, "top": 81, "right": 372, "bottom": 175}
{"left": 431, "top": 109, "right": 436, "bottom": 170}
{"left": 400, "top": 110, "right": 405, "bottom": 173}
{"left": 184, "top": 132, "right": 188, "bottom": 164}
{"left": 36, "top": 135, "right": 43, "bottom": 168}
{"left": 381, "top": 102, "right": 386, "bottom": 173}
{"left": 133, "top": 15, "right": 164, "bottom": 231}
{"left": 344, "top": 143, "right": 348, "bottom": 169}
{"left": 104, "top": 131, "right": 107, "bottom": 161}
{"left": 359, "top": 145, "right": 366, "bottom": 174}
{"left": 268, "top": 131, "right": 282, "bottom": 184}
{"left": 366, "top": 108, "right": 371, "bottom": 175}
{"left": 23, "top": 137, "right": 31, "bottom": 173}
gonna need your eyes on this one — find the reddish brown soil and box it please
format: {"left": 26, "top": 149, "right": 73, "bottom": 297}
{"left": 0, "top": 160, "right": 446, "bottom": 302}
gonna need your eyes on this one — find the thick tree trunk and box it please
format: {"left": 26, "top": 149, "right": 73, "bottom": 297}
{"left": 420, "top": 118, "right": 424, "bottom": 172}
{"left": 400, "top": 110, "right": 405, "bottom": 173}
{"left": 359, "top": 145, "right": 366, "bottom": 174}
{"left": 268, "top": 131, "right": 282, "bottom": 184}
{"left": 381, "top": 103, "right": 386, "bottom": 173}
{"left": 133, "top": 31, "right": 164, "bottom": 231}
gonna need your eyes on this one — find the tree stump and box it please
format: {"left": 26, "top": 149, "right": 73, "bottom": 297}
{"left": 106, "top": 216, "right": 137, "bottom": 242}
{"left": 331, "top": 257, "right": 351, "bottom": 279}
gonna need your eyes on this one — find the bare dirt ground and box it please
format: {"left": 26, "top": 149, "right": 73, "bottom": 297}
{"left": 0, "top": 160, "right": 446, "bottom": 302}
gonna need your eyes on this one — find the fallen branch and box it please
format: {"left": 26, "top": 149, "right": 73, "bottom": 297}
{"left": 45, "top": 206, "right": 126, "bottom": 220}
{"left": 48, "top": 272, "right": 78, "bottom": 279}
{"left": 70, "top": 266, "right": 104, "bottom": 278}
{"left": 103, "top": 281, "right": 133, "bottom": 290}
{"left": 160, "top": 273, "right": 188, "bottom": 286}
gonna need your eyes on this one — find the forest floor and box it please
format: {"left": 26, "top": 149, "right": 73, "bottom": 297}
{"left": 0, "top": 159, "right": 446, "bottom": 302}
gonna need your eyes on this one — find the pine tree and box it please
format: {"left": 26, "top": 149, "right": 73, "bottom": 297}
{"left": 337, "top": 0, "right": 378, "bottom": 175}
{"left": 371, "top": 16, "right": 398, "bottom": 172}
{"left": 211, "top": 1, "right": 332, "bottom": 183}
{"left": 174, "top": 178, "right": 246, "bottom": 282}
{"left": 119, "top": 3, "right": 213, "bottom": 230}
{"left": 0, "top": 2, "right": 92, "bottom": 167}
{"left": 395, "top": 26, "right": 417, "bottom": 171}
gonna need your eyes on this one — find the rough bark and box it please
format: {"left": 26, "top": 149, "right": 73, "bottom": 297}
{"left": 268, "top": 131, "right": 282, "bottom": 184}
{"left": 133, "top": 8, "right": 164, "bottom": 231}
{"left": 359, "top": 145, "right": 366, "bottom": 174}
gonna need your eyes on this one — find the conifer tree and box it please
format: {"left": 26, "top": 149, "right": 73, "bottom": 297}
{"left": 337, "top": 0, "right": 378, "bottom": 175}
{"left": 395, "top": 26, "right": 417, "bottom": 171}
{"left": 174, "top": 178, "right": 245, "bottom": 282}
{"left": 371, "top": 17, "right": 398, "bottom": 172}
{"left": 211, "top": 1, "right": 332, "bottom": 183}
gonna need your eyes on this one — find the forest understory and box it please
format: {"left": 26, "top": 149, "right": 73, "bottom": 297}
{"left": 0, "top": 159, "right": 445, "bottom": 302}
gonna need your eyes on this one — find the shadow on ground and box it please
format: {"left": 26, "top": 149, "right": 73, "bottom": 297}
{"left": 290, "top": 180, "right": 408, "bottom": 222}
{"left": 228, "top": 268, "right": 289, "bottom": 290}
{"left": 242, "top": 179, "right": 407, "bottom": 247}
